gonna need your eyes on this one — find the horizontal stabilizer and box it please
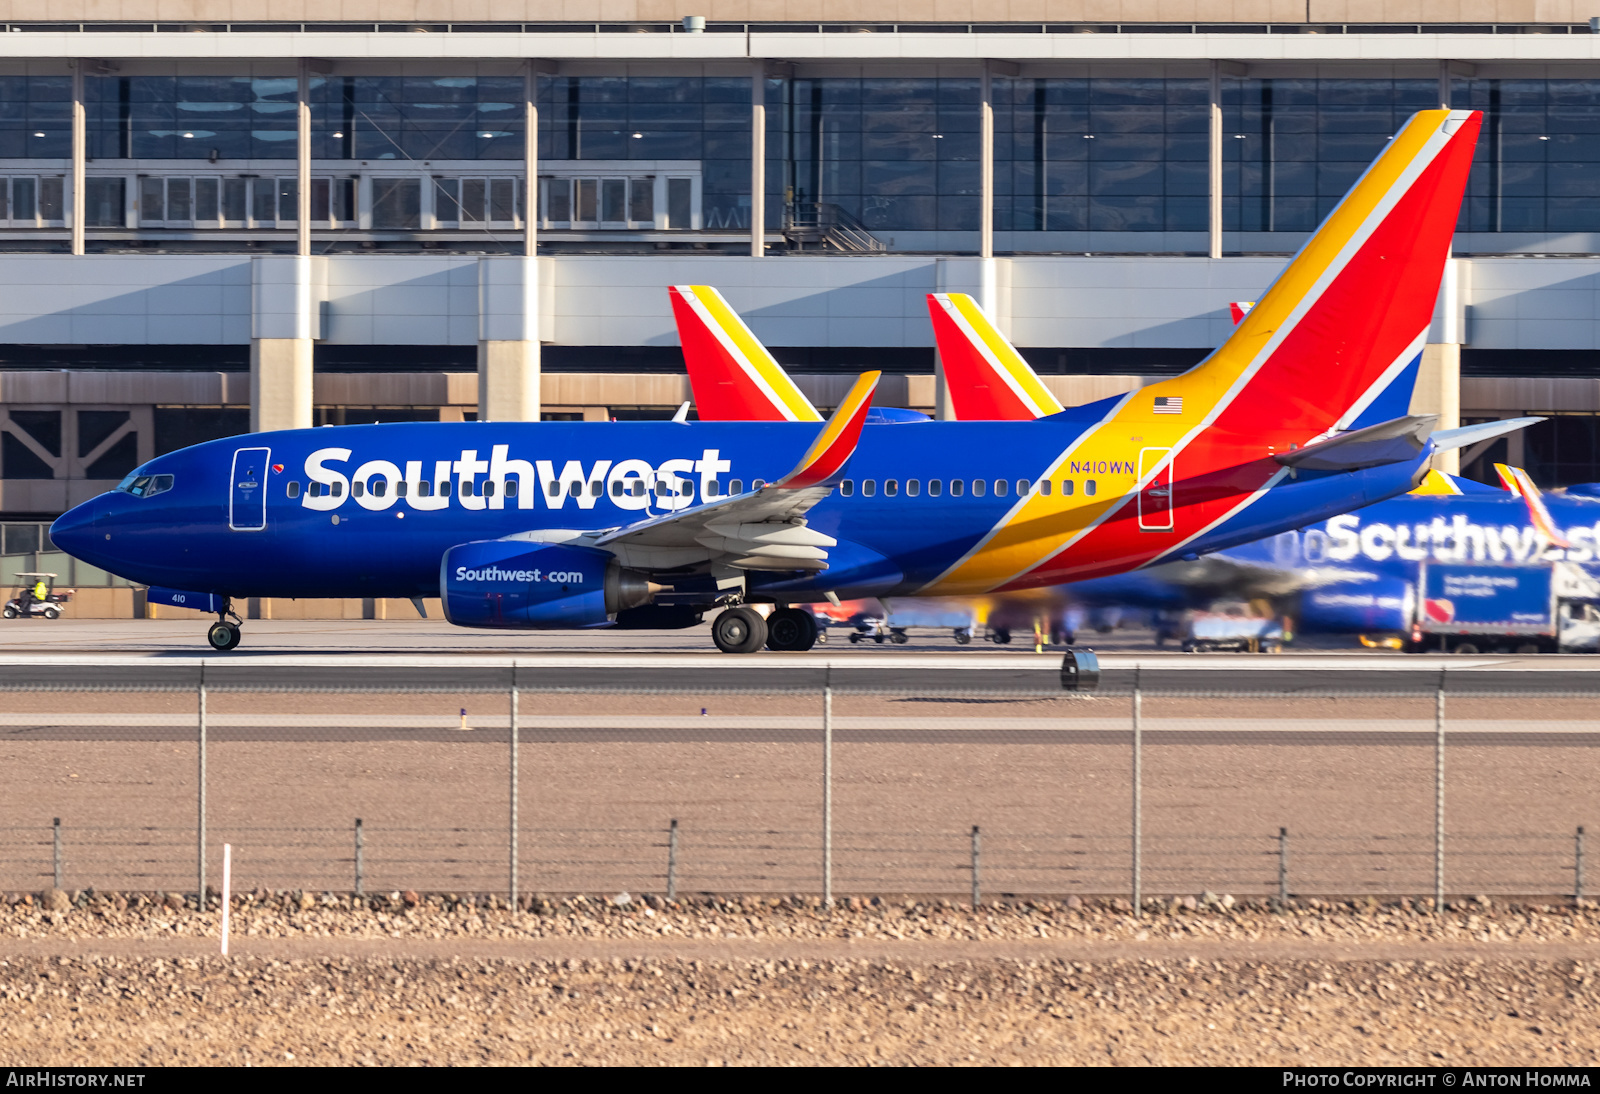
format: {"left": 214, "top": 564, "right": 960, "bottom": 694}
{"left": 1431, "top": 416, "right": 1544, "bottom": 453}
{"left": 1274, "top": 415, "right": 1436, "bottom": 472}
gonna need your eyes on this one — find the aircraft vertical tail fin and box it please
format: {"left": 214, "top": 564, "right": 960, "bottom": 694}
{"left": 1141, "top": 109, "right": 1482, "bottom": 442}
{"left": 1496, "top": 463, "right": 1571, "bottom": 547}
{"left": 668, "top": 284, "right": 823, "bottom": 423}
{"left": 927, "top": 292, "right": 1064, "bottom": 421}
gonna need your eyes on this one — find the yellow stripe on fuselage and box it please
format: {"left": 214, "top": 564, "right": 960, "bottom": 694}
{"left": 920, "top": 110, "right": 1455, "bottom": 596}
{"left": 690, "top": 285, "right": 821, "bottom": 422}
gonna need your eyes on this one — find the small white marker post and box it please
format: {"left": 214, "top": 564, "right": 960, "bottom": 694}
{"left": 220, "top": 843, "right": 231, "bottom": 956}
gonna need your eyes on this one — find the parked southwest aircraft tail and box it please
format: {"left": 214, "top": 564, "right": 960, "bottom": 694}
{"left": 53, "top": 109, "right": 1500, "bottom": 654}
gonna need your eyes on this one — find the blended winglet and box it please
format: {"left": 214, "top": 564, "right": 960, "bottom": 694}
{"left": 927, "top": 292, "right": 1064, "bottom": 421}
{"left": 1408, "top": 469, "right": 1464, "bottom": 496}
{"left": 776, "top": 371, "right": 881, "bottom": 490}
{"left": 1496, "top": 463, "right": 1571, "bottom": 548}
{"left": 668, "top": 284, "right": 822, "bottom": 423}
{"left": 1229, "top": 301, "right": 1256, "bottom": 325}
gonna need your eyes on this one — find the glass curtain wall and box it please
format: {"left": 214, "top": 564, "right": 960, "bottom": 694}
{"left": 537, "top": 74, "right": 749, "bottom": 231}
{"left": 85, "top": 75, "right": 528, "bottom": 161}
{"left": 1454, "top": 78, "right": 1600, "bottom": 235}
{"left": 994, "top": 77, "right": 1209, "bottom": 235}
{"left": 1221, "top": 77, "right": 1439, "bottom": 241}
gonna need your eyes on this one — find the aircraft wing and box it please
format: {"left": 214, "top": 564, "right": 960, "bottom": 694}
{"left": 592, "top": 371, "right": 879, "bottom": 573}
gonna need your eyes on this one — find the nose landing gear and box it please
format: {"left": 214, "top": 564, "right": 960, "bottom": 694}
{"left": 206, "top": 600, "right": 243, "bottom": 651}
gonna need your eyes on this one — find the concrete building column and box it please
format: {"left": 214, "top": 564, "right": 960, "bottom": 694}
{"left": 250, "top": 256, "right": 315, "bottom": 432}
{"left": 750, "top": 61, "right": 765, "bottom": 258}
{"left": 297, "top": 60, "right": 311, "bottom": 258}
{"left": 524, "top": 60, "right": 538, "bottom": 259}
{"left": 979, "top": 62, "right": 994, "bottom": 263}
{"left": 478, "top": 256, "right": 541, "bottom": 422}
{"left": 1415, "top": 256, "right": 1467, "bottom": 474}
{"left": 70, "top": 61, "right": 85, "bottom": 256}
{"left": 1208, "top": 60, "right": 1223, "bottom": 260}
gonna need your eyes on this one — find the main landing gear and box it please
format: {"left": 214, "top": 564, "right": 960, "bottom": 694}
{"left": 710, "top": 605, "right": 820, "bottom": 654}
{"left": 206, "top": 600, "right": 243, "bottom": 652}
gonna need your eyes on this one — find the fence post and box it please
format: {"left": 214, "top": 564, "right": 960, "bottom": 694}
{"left": 822, "top": 670, "right": 833, "bottom": 905}
{"left": 970, "top": 825, "right": 981, "bottom": 907}
{"left": 52, "top": 817, "right": 61, "bottom": 890}
{"left": 1434, "top": 670, "right": 1445, "bottom": 913}
{"left": 1132, "top": 667, "right": 1142, "bottom": 916}
{"left": 198, "top": 668, "right": 207, "bottom": 902}
{"left": 667, "top": 818, "right": 679, "bottom": 902}
{"left": 1577, "top": 826, "right": 1586, "bottom": 905}
{"left": 509, "top": 674, "right": 519, "bottom": 909}
{"left": 354, "top": 818, "right": 364, "bottom": 898}
{"left": 1278, "top": 827, "right": 1288, "bottom": 908}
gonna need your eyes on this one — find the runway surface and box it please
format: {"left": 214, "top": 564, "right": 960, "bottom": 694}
{"left": 3, "top": 619, "right": 1600, "bottom": 695}
{"left": 0, "top": 619, "right": 1596, "bottom": 901}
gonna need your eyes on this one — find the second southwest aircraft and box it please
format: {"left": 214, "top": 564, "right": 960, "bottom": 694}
{"left": 51, "top": 108, "right": 1520, "bottom": 654}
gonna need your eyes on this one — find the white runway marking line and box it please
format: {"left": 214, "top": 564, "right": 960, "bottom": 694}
{"left": 1, "top": 714, "right": 1595, "bottom": 733}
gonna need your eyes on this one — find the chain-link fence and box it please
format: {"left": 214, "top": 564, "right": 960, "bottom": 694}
{"left": 0, "top": 658, "right": 1595, "bottom": 907}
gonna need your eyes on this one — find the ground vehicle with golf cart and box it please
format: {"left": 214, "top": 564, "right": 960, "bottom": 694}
{"left": 3, "top": 572, "right": 73, "bottom": 620}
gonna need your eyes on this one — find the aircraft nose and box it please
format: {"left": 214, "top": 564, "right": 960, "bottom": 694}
{"left": 49, "top": 497, "right": 101, "bottom": 558}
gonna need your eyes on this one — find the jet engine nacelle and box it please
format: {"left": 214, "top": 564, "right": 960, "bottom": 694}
{"left": 440, "top": 540, "right": 654, "bottom": 629}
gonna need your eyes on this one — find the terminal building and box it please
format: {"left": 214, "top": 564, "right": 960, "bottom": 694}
{"left": 2, "top": 4, "right": 1600, "bottom": 588}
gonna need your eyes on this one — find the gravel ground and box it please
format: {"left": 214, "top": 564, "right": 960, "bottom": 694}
{"left": 4, "top": 892, "right": 1600, "bottom": 1065}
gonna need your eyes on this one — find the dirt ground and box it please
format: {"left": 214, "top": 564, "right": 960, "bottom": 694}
{"left": 4, "top": 893, "right": 1600, "bottom": 1065}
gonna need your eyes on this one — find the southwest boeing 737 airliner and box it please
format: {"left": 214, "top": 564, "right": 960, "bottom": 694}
{"left": 52, "top": 109, "right": 1508, "bottom": 655}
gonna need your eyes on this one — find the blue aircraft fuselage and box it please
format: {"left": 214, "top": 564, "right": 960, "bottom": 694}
{"left": 50, "top": 415, "right": 1432, "bottom": 611}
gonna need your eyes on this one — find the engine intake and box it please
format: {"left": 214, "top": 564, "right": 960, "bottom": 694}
{"left": 440, "top": 540, "right": 654, "bottom": 629}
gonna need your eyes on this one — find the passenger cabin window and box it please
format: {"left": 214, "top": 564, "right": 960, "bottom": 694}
{"left": 630, "top": 480, "right": 645, "bottom": 497}
{"left": 840, "top": 481, "right": 854, "bottom": 497}
{"left": 287, "top": 481, "right": 301, "bottom": 499}
{"left": 906, "top": 479, "right": 920, "bottom": 497}
{"left": 1061, "top": 479, "right": 1074, "bottom": 496}
{"left": 1017, "top": 479, "right": 1031, "bottom": 496}
{"left": 611, "top": 480, "right": 624, "bottom": 497}
{"left": 994, "top": 479, "right": 1008, "bottom": 497}
{"left": 370, "top": 480, "right": 386, "bottom": 497}
{"left": 972, "top": 480, "right": 986, "bottom": 497}
{"left": 395, "top": 481, "right": 407, "bottom": 497}
{"left": 435, "top": 481, "right": 447, "bottom": 497}
{"left": 729, "top": 479, "right": 743, "bottom": 495}
{"left": 483, "top": 481, "right": 496, "bottom": 497}
{"left": 418, "top": 481, "right": 433, "bottom": 497}
{"left": 352, "top": 481, "right": 365, "bottom": 498}
{"left": 949, "top": 480, "right": 963, "bottom": 497}
{"left": 507, "top": 481, "right": 519, "bottom": 498}
{"left": 884, "top": 480, "right": 898, "bottom": 497}
{"left": 548, "top": 481, "right": 561, "bottom": 498}
{"left": 927, "top": 479, "right": 941, "bottom": 497}
{"left": 1039, "top": 480, "right": 1051, "bottom": 496}
{"left": 1085, "top": 480, "right": 1097, "bottom": 496}
{"left": 861, "top": 480, "right": 876, "bottom": 497}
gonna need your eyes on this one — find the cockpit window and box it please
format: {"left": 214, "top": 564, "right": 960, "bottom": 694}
{"left": 117, "top": 473, "right": 173, "bottom": 498}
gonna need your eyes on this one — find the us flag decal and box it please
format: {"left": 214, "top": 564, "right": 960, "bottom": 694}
{"left": 1153, "top": 396, "right": 1183, "bottom": 414}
